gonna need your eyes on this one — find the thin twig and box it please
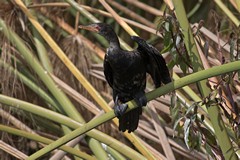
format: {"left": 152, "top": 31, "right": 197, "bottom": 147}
{"left": 29, "top": 3, "right": 162, "bottom": 37}
{"left": 149, "top": 102, "right": 176, "bottom": 160}
{"left": 51, "top": 74, "right": 101, "bottom": 115}
{"left": 122, "top": 0, "right": 164, "bottom": 16}
{"left": 106, "top": 0, "right": 156, "bottom": 28}
{"left": 0, "top": 140, "right": 28, "bottom": 160}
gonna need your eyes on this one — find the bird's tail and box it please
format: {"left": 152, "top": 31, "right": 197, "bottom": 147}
{"left": 118, "top": 107, "right": 142, "bottom": 133}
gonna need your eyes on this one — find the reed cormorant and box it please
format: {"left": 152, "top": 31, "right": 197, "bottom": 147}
{"left": 79, "top": 23, "right": 171, "bottom": 133}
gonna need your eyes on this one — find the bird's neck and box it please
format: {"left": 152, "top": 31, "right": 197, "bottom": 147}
{"left": 105, "top": 31, "right": 120, "bottom": 50}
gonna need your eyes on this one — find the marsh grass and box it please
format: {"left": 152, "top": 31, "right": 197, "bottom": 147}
{"left": 0, "top": 0, "right": 239, "bottom": 159}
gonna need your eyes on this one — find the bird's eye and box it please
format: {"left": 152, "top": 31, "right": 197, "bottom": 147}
{"left": 96, "top": 26, "right": 101, "bottom": 31}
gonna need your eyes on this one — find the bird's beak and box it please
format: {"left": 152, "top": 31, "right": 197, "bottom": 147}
{"left": 79, "top": 24, "right": 100, "bottom": 33}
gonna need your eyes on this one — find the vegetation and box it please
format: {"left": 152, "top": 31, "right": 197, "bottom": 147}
{"left": 0, "top": 0, "right": 240, "bottom": 159}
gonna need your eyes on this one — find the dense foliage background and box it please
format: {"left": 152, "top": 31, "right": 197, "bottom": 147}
{"left": 0, "top": 0, "right": 240, "bottom": 159}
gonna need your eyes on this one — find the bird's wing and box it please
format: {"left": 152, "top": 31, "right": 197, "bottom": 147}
{"left": 131, "top": 36, "right": 171, "bottom": 88}
{"left": 103, "top": 56, "right": 114, "bottom": 88}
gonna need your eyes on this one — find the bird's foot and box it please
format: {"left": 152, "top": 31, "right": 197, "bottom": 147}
{"left": 114, "top": 103, "right": 128, "bottom": 118}
{"left": 113, "top": 95, "right": 128, "bottom": 118}
{"left": 134, "top": 92, "right": 147, "bottom": 107}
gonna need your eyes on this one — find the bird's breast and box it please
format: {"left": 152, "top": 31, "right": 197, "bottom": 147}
{"left": 106, "top": 49, "right": 147, "bottom": 94}
{"left": 112, "top": 68, "right": 146, "bottom": 95}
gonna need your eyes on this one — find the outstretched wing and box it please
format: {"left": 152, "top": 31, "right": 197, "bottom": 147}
{"left": 103, "top": 56, "right": 113, "bottom": 88}
{"left": 131, "top": 36, "right": 171, "bottom": 88}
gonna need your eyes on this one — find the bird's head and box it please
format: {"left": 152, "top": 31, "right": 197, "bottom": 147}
{"left": 79, "top": 23, "right": 113, "bottom": 37}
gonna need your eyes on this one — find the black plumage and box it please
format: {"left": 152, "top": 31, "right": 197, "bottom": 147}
{"left": 79, "top": 23, "right": 171, "bottom": 133}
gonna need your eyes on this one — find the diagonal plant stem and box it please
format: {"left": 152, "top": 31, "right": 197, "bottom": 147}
{"left": 0, "top": 15, "right": 108, "bottom": 160}
{"left": 0, "top": 94, "right": 146, "bottom": 160}
{"left": 106, "top": 0, "right": 156, "bottom": 28}
{"left": 12, "top": 0, "right": 110, "bottom": 159}
{"left": 65, "top": 0, "right": 131, "bottom": 50}
{"left": 173, "top": 73, "right": 214, "bottom": 132}
{"left": 0, "top": 125, "right": 96, "bottom": 160}
{"left": 38, "top": 5, "right": 106, "bottom": 59}
{"left": 15, "top": 0, "right": 151, "bottom": 158}
{"left": 172, "top": 0, "right": 238, "bottom": 159}
{"left": 0, "top": 140, "right": 28, "bottom": 159}
{"left": 214, "top": 0, "right": 240, "bottom": 26}
{"left": 26, "top": 60, "right": 240, "bottom": 159}
{"left": 122, "top": 0, "right": 164, "bottom": 16}
{"left": 65, "top": 0, "right": 156, "bottom": 159}
{"left": 0, "top": 59, "right": 61, "bottom": 111}
{"left": 149, "top": 103, "right": 176, "bottom": 160}
{"left": 98, "top": 0, "right": 138, "bottom": 36}
{"left": 97, "top": 1, "right": 157, "bottom": 159}
{"left": 28, "top": 2, "right": 163, "bottom": 37}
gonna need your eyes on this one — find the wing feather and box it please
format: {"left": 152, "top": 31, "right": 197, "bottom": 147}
{"left": 103, "top": 56, "right": 113, "bottom": 88}
{"left": 131, "top": 36, "right": 171, "bottom": 88}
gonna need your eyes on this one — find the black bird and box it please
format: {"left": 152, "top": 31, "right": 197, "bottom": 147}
{"left": 79, "top": 23, "right": 171, "bottom": 133}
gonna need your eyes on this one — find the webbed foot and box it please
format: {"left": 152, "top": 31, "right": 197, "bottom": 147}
{"left": 134, "top": 92, "right": 147, "bottom": 107}
{"left": 113, "top": 95, "right": 128, "bottom": 118}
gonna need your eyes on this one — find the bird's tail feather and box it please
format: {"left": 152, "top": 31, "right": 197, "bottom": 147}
{"left": 118, "top": 107, "right": 142, "bottom": 133}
